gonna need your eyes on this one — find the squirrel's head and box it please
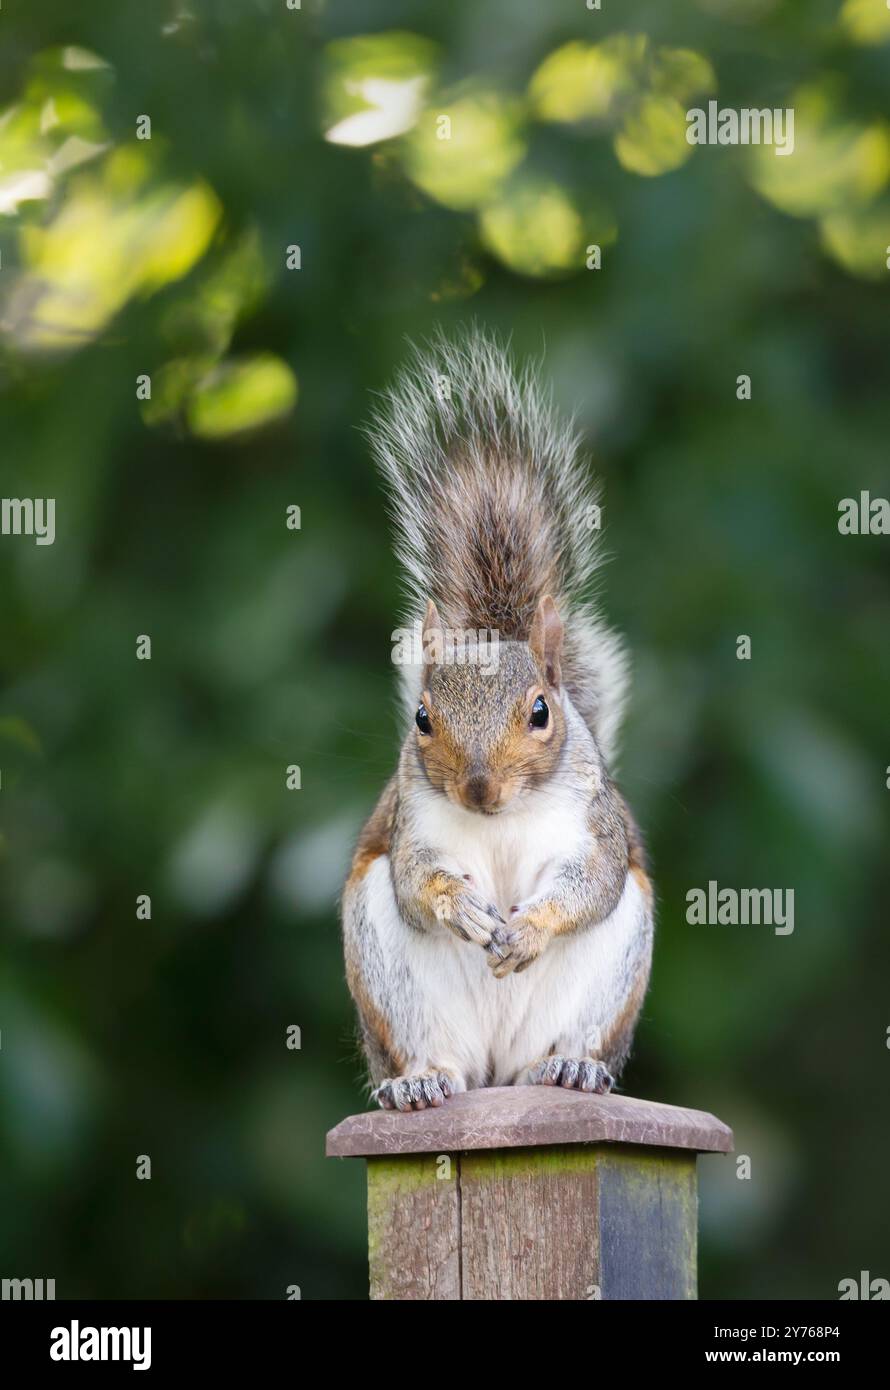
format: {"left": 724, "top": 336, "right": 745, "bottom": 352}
{"left": 411, "top": 596, "right": 567, "bottom": 815}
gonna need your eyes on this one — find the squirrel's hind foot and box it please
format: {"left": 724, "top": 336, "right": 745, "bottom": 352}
{"left": 373, "top": 1069, "right": 462, "bottom": 1112}
{"left": 520, "top": 1056, "right": 614, "bottom": 1094}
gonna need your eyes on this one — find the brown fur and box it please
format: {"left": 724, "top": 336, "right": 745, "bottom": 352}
{"left": 600, "top": 962, "right": 650, "bottom": 1076}
{"left": 347, "top": 971, "right": 407, "bottom": 1079}
{"left": 432, "top": 451, "right": 562, "bottom": 639}
{"left": 343, "top": 780, "right": 406, "bottom": 1078}
{"left": 346, "top": 777, "right": 397, "bottom": 883}
{"left": 620, "top": 794, "right": 654, "bottom": 908}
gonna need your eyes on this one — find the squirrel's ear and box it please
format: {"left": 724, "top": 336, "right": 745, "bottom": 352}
{"left": 529, "top": 595, "right": 563, "bottom": 688}
{"left": 421, "top": 598, "right": 444, "bottom": 673}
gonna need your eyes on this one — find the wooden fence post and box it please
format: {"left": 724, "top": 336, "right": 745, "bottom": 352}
{"left": 327, "top": 1086, "right": 732, "bottom": 1301}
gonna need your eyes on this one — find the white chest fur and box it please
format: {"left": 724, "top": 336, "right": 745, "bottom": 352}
{"left": 363, "top": 851, "right": 646, "bottom": 1086}
{"left": 412, "top": 781, "right": 590, "bottom": 918}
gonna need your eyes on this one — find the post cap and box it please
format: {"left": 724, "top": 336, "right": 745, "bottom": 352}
{"left": 326, "top": 1086, "right": 733, "bottom": 1159}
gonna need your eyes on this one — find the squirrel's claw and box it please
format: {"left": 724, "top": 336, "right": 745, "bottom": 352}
{"left": 440, "top": 884, "right": 505, "bottom": 949}
{"left": 487, "top": 915, "right": 546, "bottom": 977}
{"left": 485, "top": 927, "right": 510, "bottom": 961}
{"left": 520, "top": 1056, "right": 614, "bottom": 1094}
{"left": 373, "top": 1069, "right": 459, "bottom": 1111}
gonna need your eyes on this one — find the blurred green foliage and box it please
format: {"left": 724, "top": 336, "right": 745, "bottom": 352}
{"left": 1, "top": 0, "right": 889, "bottom": 1300}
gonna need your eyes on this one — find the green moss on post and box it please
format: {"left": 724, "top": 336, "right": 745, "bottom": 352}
{"left": 366, "top": 1154, "right": 459, "bottom": 1300}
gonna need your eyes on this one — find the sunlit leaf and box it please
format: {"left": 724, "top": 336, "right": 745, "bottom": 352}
{"left": 840, "top": 0, "right": 890, "bottom": 45}
{"left": 138, "top": 183, "right": 222, "bottom": 291}
{"left": 529, "top": 36, "right": 647, "bottom": 124}
{"left": 322, "top": 32, "right": 438, "bottom": 147}
{"left": 749, "top": 84, "right": 890, "bottom": 217}
{"left": 0, "top": 169, "right": 52, "bottom": 214}
{"left": 26, "top": 87, "right": 106, "bottom": 142}
{"left": 61, "top": 46, "right": 110, "bottom": 72}
{"left": 186, "top": 353, "right": 297, "bottom": 439}
{"left": 614, "top": 94, "right": 692, "bottom": 176}
{"left": 820, "top": 199, "right": 890, "bottom": 278}
{"left": 47, "top": 135, "right": 109, "bottom": 176}
{"left": 7, "top": 168, "right": 221, "bottom": 352}
{"left": 403, "top": 89, "right": 525, "bottom": 210}
{"left": 160, "top": 228, "right": 268, "bottom": 356}
{"left": 479, "top": 175, "right": 614, "bottom": 278}
{"left": 0, "top": 103, "right": 44, "bottom": 167}
{"left": 651, "top": 47, "right": 716, "bottom": 101}
{"left": 40, "top": 98, "right": 60, "bottom": 133}
{"left": 103, "top": 143, "right": 154, "bottom": 195}
{"left": 25, "top": 46, "right": 112, "bottom": 142}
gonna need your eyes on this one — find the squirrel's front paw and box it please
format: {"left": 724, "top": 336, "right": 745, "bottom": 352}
{"left": 373, "top": 1069, "right": 461, "bottom": 1111}
{"left": 434, "top": 877, "right": 505, "bottom": 949}
{"left": 487, "top": 912, "right": 548, "bottom": 977}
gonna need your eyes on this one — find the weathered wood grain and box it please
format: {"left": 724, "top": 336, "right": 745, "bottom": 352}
{"left": 366, "top": 1153, "right": 460, "bottom": 1300}
{"left": 327, "top": 1086, "right": 733, "bottom": 1159}
{"left": 460, "top": 1146, "right": 600, "bottom": 1300}
{"left": 596, "top": 1148, "right": 697, "bottom": 1300}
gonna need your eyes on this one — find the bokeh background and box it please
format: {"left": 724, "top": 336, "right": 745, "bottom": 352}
{"left": 1, "top": 0, "right": 889, "bottom": 1300}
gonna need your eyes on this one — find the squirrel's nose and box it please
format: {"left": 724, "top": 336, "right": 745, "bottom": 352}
{"left": 462, "top": 772, "right": 496, "bottom": 809}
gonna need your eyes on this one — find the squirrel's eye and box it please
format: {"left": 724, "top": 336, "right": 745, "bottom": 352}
{"left": 530, "top": 696, "right": 549, "bottom": 729}
{"left": 415, "top": 703, "right": 433, "bottom": 736}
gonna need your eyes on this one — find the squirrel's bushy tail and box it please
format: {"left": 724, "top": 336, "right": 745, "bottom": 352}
{"left": 366, "top": 327, "right": 628, "bottom": 763}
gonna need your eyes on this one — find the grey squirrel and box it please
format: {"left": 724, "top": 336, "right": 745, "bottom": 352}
{"left": 341, "top": 329, "right": 653, "bottom": 1110}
